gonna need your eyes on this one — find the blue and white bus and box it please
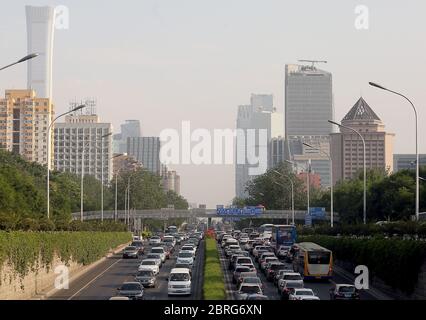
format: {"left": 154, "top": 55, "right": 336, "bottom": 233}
{"left": 271, "top": 225, "right": 297, "bottom": 250}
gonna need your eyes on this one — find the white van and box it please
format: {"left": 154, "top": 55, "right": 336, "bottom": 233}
{"left": 168, "top": 268, "right": 192, "bottom": 296}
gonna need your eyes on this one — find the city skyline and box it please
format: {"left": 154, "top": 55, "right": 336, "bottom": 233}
{"left": 1, "top": 1, "right": 426, "bottom": 207}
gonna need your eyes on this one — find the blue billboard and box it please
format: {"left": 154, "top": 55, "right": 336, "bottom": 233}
{"left": 309, "top": 207, "right": 326, "bottom": 218}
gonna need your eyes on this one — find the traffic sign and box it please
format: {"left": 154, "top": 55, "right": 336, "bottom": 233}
{"left": 305, "top": 214, "right": 312, "bottom": 227}
{"left": 309, "top": 207, "right": 326, "bottom": 218}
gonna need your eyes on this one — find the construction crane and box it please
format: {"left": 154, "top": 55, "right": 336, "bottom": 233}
{"left": 298, "top": 59, "right": 327, "bottom": 69}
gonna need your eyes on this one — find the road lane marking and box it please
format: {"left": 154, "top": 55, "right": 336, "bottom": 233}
{"left": 68, "top": 257, "right": 123, "bottom": 300}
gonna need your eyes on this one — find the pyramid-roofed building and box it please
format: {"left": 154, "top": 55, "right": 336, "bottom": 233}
{"left": 330, "top": 97, "right": 395, "bottom": 185}
{"left": 343, "top": 97, "right": 381, "bottom": 121}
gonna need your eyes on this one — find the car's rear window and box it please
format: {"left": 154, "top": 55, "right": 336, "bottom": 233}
{"left": 240, "top": 286, "right": 261, "bottom": 294}
{"left": 339, "top": 286, "right": 356, "bottom": 293}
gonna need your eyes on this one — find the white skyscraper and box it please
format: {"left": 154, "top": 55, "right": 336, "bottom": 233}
{"left": 26, "top": 6, "right": 56, "bottom": 99}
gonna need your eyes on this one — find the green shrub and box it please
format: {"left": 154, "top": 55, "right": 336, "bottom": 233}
{"left": 300, "top": 235, "right": 426, "bottom": 294}
{"left": 203, "top": 237, "right": 226, "bottom": 300}
{"left": 0, "top": 231, "right": 131, "bottom": 286}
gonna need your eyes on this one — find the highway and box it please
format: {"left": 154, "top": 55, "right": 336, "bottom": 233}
{"left": 218, "top": 242, "right": 378, "bottom": 300}
{"left": 49, "top": 240, "right": 204, "bottom": 300}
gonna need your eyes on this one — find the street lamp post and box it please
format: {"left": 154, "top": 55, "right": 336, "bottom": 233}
{"left": 47, "top": 104, "right": 85, "bottom": 219}
{"left": 285, "top": 159, "right": 310, "bottom": 217}
{"left": 273, "top": 170, "right": 295, "bottom": 225}
{"left": 369, "top": 82, "right": 420, "bottom": 221}
{"left": 112, "top": 154, "right": 124, "bottom": 222}
{"left": 273, "top": 181, "right": 289, "bottom": 224}
{"left": 100, "top": 132, "right": 112, "bottom": 222}
{"left": 0, "top": 53, "right": 39, "bottom": 71}
{"left": 303, "top": 142, "right": 334, "bottom": 227}
{"left": 329, "top": 120, "right": 367, "bottom": 224}
{"left": 80, "top": 139, "right": 90, "bottom": 222}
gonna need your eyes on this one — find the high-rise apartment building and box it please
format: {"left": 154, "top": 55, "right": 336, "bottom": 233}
{"left": 330, "top": 97, "right": 395, "bottom": 184}
{"left": 284, "top": 63, "right": 334, "bottom": 187}
{"left": 235, "top": 94, "right": 283, "bottom": 199}
{"left": 26, "top": 6, "right": 55, "bottom": 99}
{"left": 0, "top": 89, "right": 53, "bottom": 166}
{"left": 53, "top": 112, "right": 113, "bottom": 184}
{"left": 127, "top": 137, "right": 162, "bottom": 175}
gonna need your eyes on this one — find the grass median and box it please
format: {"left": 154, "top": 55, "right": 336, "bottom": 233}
{"left": 203, "top": 237, "right": 226, "bottom": 300}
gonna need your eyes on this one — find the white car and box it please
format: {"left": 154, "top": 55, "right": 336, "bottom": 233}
{"left": 109, "top": 296, "right": 130, "bottom": 300}
{"left": 181, "top": 246, "right": 196, "bottom": 257}
{"left": 163, "top": 235, "right": 176, "bottom": 247}
{"left": 278, "top": 272, "right": 304, "bottom": 290}
{"left": 168, "top": 268, "right": 192, "bottom": 296}
{"left": 150, "top": 247, "right": 166, "bottom": 263}
{"left": 149, "top": 236, "right": 161, "bottom": 245}
{"left": 138, "top": 259, "right": 160, "bottom": 275}
{"left": 145, "top": 253, "right": 162, "bottom": 268}
{"left": 289, "top": 288, "right": 320, "bottom": 300}
{"left": 176, "top": 251, "right": 194, "bottom": 267}
{"left": 236, "top": 283, "right": 263, "bottom": 300}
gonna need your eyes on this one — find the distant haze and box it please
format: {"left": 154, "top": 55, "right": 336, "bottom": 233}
{"left": 1, "top": 0, "right": 425, "bottom": 207}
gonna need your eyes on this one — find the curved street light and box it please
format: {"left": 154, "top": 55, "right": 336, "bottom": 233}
{"left": 329, "top": 120, "right": 367, "bottom": 224}
{"left": 369, "top": 81, "right": 420, "bottom": 221}
{"left": 47, "top": 104, "right": 85, "bottom": 219}
{"left": 0, "top": 53, "right": 39, "bottom": 71}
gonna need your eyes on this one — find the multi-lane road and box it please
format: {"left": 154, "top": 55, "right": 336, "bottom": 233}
{"left": 48, "top": 233, "right": 382, "bottom": 300}
{"left": 49, "top": 240, "right": 204, "bottom": 300}
{"left": 218, "top": 242, "right": 378, "bottom": 300}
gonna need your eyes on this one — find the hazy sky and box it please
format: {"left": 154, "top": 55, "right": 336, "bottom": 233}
{"left": 1, "top": 0, "right": 426, "bottom": 207}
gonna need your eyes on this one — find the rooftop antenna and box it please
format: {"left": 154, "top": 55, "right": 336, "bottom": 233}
{"left": 298, "top": 59, "right": 327, "bottom": 69}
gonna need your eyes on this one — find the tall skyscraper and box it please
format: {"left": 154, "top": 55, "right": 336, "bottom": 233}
{"left": 127, "top": 137, "right": 162, "bottom": 175}
{"left": 235, "top": 94, "right": 283, "bottom": 199}
{"left": 0, "top": 89, "right": 54, "bottom": 166}
{"left": 330, "top": 97, "right": 395, "bottom": 184}
{"left": 26, "top": 6, "right": 56, "bottom": 99}
{"left": 54, "top": 110, "right": 113, "bottom": 184}
{"left": 285, "top": 63, "right": 333, "bottom": 187}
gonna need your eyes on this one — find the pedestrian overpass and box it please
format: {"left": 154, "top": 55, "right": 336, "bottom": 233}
{"left": 72, "top": 208, "right": 337, "bottom": 222}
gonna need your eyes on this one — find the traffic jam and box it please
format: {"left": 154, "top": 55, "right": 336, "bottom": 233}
{"left": 217, "top": 224, "right": 362, "bottom": 300}
{"left": 110, "top": 225, "right": 205, "bottom": 300}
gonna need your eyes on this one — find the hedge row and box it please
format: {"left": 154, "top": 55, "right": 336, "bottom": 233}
{"left": 298, "top": 221, "right": 426, "bottom": 238}
{"left": 0, "top": 231, "right": 132, "bottom": 286}
{"left": 203, "top": 237, "right": 226, "bottom": 299}
{"left": 0, "top": 213, "right": 128, "bottom": 232}
{"left": 300, "top": 235, "right": 426, "bottom": 294}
